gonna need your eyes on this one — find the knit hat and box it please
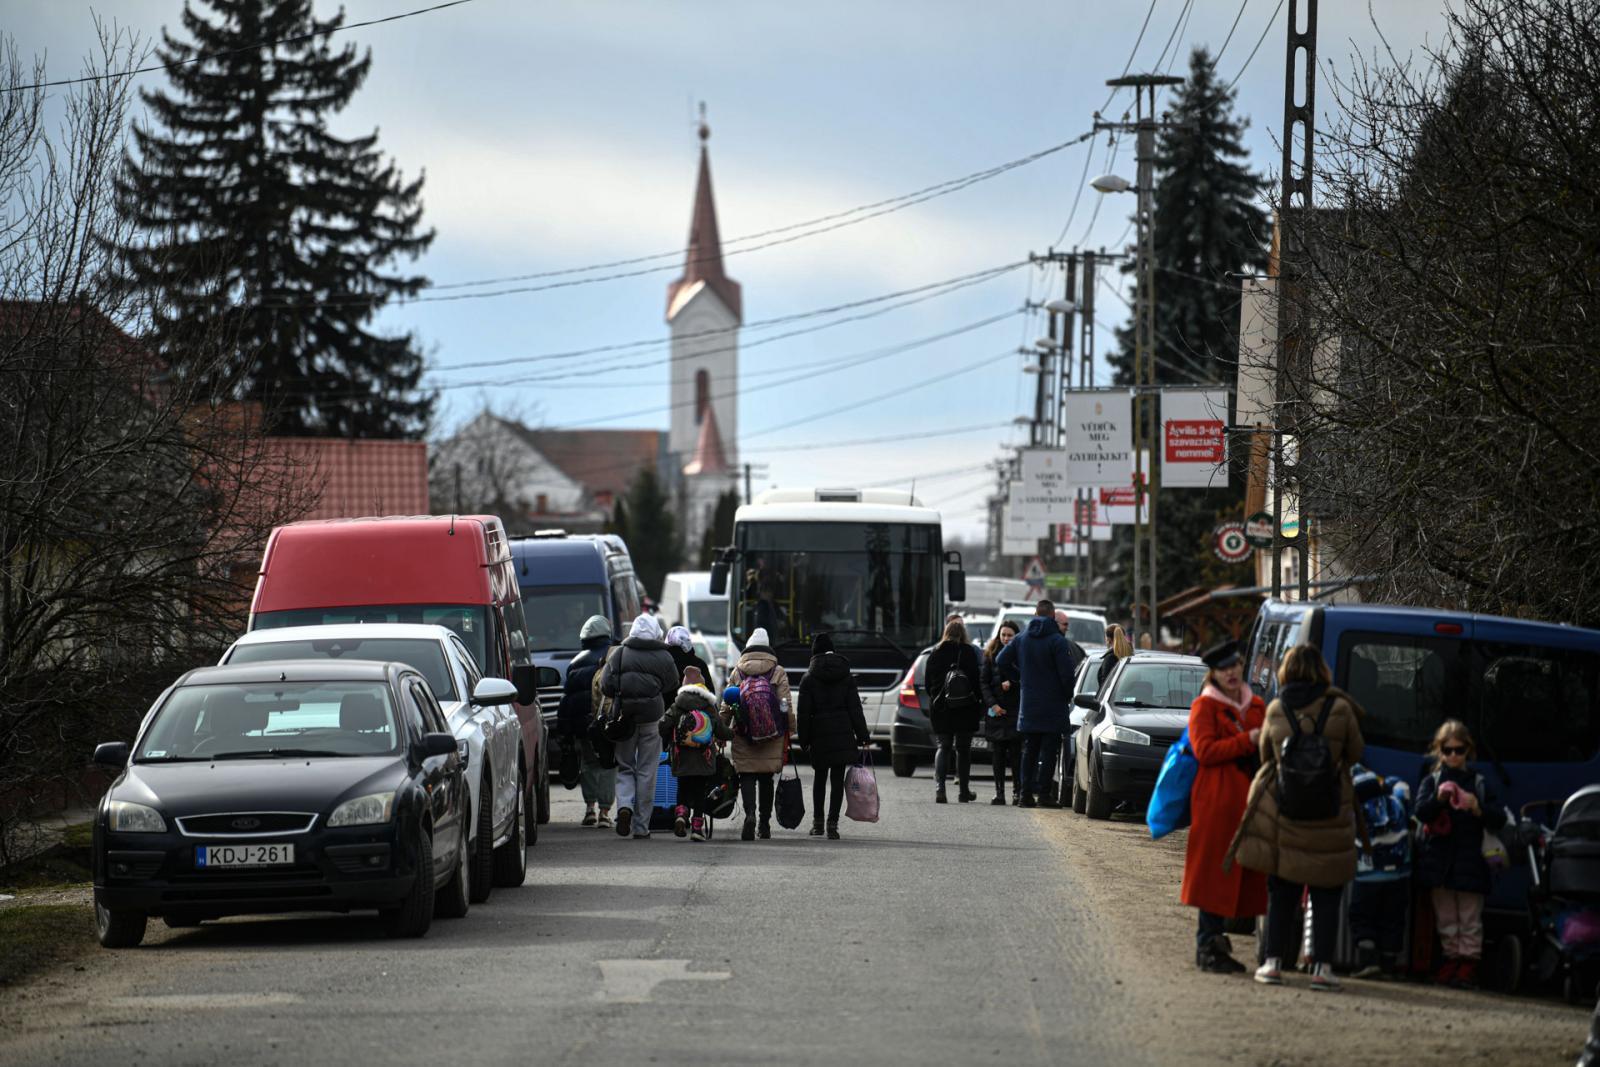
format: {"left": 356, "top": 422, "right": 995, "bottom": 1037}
{"left": 628, "top": 613, "right": 663, "bottom": 642}
{"left": 580, "top": 615, "right": 612, "bottom": 641}
{"left": 746, "top": 627, "right": 771, "bottom": 648}
{"left": 682, "top": 665, "right": 706, "bottom": 688}
{"left": 667, "top": 625, "right": 694, "bottom": 652}
{"left": 811, "top": 632, "right": 834, "bottom": 656}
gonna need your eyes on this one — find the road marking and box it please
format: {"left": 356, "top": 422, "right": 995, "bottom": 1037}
{"left": 106, "top": 993, "right": 303, "bottom": 1010}
{"left": 594, "top": 959, "right": 732, "bottom": 1004}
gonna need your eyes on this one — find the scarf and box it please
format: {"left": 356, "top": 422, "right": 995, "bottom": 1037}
{"left": 1202, "top": 681, "right": 1255, "bottom": 718}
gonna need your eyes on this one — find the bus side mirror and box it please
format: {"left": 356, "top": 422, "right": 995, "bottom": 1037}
{"left": 709, "top": 561, "right": 729, "bottom": 597}
{"left": 944, "top": 550, "right": 965, "bottom": 604}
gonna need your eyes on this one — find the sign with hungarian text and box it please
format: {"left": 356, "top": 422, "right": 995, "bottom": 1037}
{"left": 1097, "top": 450, "right": 1149, "bottom": 525}
{"left": 1012, "top": 449, "right": 1074, "bottom": 521}
{"left": 1063, "top": 390, "right": 1133, "bottom": 488}
{"left": 1162, "top": 389, "right": 1229, "bottom": 488}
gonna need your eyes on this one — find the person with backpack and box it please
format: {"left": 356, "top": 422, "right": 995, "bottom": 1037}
{"left": 1413, "top": 719, "right": 1508, "bottom": 989}
{"left": 723, "top": 627, "right": 794, "bottom": 840}
{"left": 980, "top": 621, "right": 1022, "bottom": 805}
{"left": 925, "top": 618, "right": 983, "bottom": 804}
{"left": 658, "top": 666, "right": 733, "bottom": 842}
{"left": 1348, "top": 764, "right": 1414, "bottom": 979}
{"left": 558, "top": 615, "right": 615, "bottom": 828}
{"left": 1226, "top": 644, "right": 1365, "bottom": 991}
{"left": 1181, "top": 639, "right": 1268, "bottom": 975}
{"left": 995, "top": 600, "right": 1081, "bottom": 808}
{"left": 666, "top": 625, "right": 713, "bottom": 689}
{"left": 599, "top": 612, "right": 681, "bottom": 840}
{"left": 797, "top": 632, "right": 871, "bottom": 839}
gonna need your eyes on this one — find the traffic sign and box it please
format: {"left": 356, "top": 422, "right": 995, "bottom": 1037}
{"left": 1244, "top": 511, "right": 1275, "bottom": 548}
{"left": 1023, "top": 557, "right": 1046, "bottom": 582}
{"left": 1213, "top": 521, "right": 1252, "bottom": 563}
{"left": 1046, "top": 573, "right": 1078, "bottom": 588}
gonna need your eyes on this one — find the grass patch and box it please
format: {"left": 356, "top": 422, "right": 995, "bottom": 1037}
{"left": 60, "top": 821, "right": 94, "bottom": 850}
{"left": 0, "top": 903, "right": 96, "bottom": 987}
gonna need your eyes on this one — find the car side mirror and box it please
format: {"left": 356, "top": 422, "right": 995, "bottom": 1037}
{"left": 1073, "top": 694, "right": 1098, "bottom": 710}
{"left": 416, "top": 732, "right": 456, "bottom": 760}
{"left": 709, "top": 560, "right": 729, "bottom": 597}
{"left": 510, "top": 663, "right": 539, "bottom": 705}
{"left": 536, "top": 665, "right": 561, "bottom": 689}
{"left": 471, "top": 678, "right": 518, "bottom": 706}
{"left": 93, "top": 742, "right": 129, "bottom": 768}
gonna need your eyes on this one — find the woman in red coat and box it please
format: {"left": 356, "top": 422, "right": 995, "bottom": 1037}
{"left": 1180, "top": 640, "right": 1268, "bottom": 973}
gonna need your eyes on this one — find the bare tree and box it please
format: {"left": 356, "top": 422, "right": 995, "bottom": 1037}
{"left": 1255, "top": 0, "right": 1600, "bottom": 625}
{"left": 0, "top": 28, "right": 311, "bottom": 862}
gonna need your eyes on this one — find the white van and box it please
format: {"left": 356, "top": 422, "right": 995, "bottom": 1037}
{"left": 659, "top": 571, "right": 730, "bottom": 670}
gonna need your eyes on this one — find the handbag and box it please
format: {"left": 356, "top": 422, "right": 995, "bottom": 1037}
{"left": 558, "top": 742, "right": 582, "bottom": 789}
{"left": 843, "top": 749, "right": 880, "bottom": 823}
{"left": 1146, "top": 727, "right": 1198, "bottom": 840}
{"left": 775, "top": 763, "right": 806, "bottom": 830}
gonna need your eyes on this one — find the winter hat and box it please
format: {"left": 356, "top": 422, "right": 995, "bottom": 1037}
{"left": 667, "top": 625, "right": 694, "bottom": 652}
{"left": 628, "top": 613, "right": 663, "bottom": 642}
{"left": 722, "top": 685, "right": 742, "bottom": 705}
{"left": 747, "top": 627, "right": 771, "bottom": 649}
{"left": 682, "top": 665, "right": 706, "bottom": 688}
{"left": 580, "top": 615, "right": 612, "bottom": 641}
{"left": 811, "top": 632, "right": 835, "bottom": 656}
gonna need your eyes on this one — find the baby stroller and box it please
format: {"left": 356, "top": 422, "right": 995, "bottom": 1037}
{"left": 1521, "top": 785, "right": 1600, "bottom": 1003}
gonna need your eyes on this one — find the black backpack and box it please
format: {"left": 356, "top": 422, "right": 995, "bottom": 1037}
{"left": 1276, "top": 694, "right": 1341, "bottom": 821}
{"left": 940, "top": 665, "right": 979, "bottom": 710}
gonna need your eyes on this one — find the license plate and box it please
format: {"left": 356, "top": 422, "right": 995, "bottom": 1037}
{"left": 970, "top": 736, "right": 989, "bottom": 750}
{"left": 196, "top": 843, "right": 294, "bottom": 869}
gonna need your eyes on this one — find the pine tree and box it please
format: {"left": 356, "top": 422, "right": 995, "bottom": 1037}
{"left": 697, "top": 489, "right": 740, "bottom": 568}
{"left": 1104, "top": 47, "right": 1269, "bottom": 615}
{"left": 610, "top": 467, "right": 681, "bottom": 603}
{"left": 112, "top": 0, "right": 434, "bottom": 438}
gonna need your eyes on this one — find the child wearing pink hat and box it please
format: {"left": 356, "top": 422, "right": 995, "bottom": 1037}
{"left": 658, "top": 668, "right": 732, "bottom": 841}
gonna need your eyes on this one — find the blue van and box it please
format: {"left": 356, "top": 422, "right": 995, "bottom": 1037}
{"left": 1246, "top": 599, "right": 1600, "bottom": 910}
{"left": 509, "top": 532, "right": 643, "bottom": 764}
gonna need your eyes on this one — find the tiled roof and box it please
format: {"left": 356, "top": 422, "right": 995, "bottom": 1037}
{"left": 682, "top": 404, "right": 729, "bottom": 476}
{"left": 501, "top": 421, "right": 666, "bottom": 500}
{"left": 267, "top": 438, "right": 430, "bottom": 520}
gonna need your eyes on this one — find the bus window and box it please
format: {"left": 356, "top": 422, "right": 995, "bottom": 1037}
{"left": 1476, "top": 643, "right": 1600, "bottom": 763}
{"left": 1339, "top": 633, "right": 1465, "bottom": 752}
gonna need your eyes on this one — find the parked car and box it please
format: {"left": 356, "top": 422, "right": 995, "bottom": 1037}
{"left": 1071, "top": 651, "right": 1207, "bottom": 819}
{"left": 90, "top": 660, "right": 472, "bottom": 947}
{"left": 963, "top": 613, "right": 998, "bottom": 646}
{"left": 220, "top": 624, "right": 557, "bottom": 901}
{"left": 660, "top": 570, "right": 730, "bottom": 673}
{"left": 889, "top": 647, "right": 998, "bottom": 777}
{"left": 1058, "top": 648, "right": 1109, "bottom": 787}
{"left": 249, "top": 514, "right": 548, "bottom": 827}
{"left": 998, "top": 603, "right": 1108, "bottom": 650}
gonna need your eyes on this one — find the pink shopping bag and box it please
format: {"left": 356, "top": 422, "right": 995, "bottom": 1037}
{"left": 843, "top": 751, "right": 880, "bottom": 823}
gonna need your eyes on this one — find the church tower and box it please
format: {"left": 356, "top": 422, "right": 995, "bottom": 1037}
{"left": 667, "top": 111, "right": 740, "bottom": 556}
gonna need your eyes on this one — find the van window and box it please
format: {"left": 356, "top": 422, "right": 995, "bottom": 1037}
{"left": 612, "top": 575, "right": 641, "bottom": 625}
{"left": 1476, "top": 642, "right": 1600, "bottom": 763}
{"left": 520, "top": 584, "right": 608, "bottom": 652}
{"left": 1248, "top": 620, "right": 1283, "bottom": 695}
{"left": 688, "top": 600, "right": 726, "bottom": 635}
{"left": 1341, "top": 634, "right": 1463, "bottom": 753}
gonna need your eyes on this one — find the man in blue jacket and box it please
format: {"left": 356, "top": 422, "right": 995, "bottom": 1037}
{"left": 995, "top": 599, "right": 1082, "bottom": 807}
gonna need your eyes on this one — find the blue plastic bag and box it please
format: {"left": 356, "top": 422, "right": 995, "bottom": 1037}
{"left": 1147, "top": 727, "right": 1197, "bottom": 840}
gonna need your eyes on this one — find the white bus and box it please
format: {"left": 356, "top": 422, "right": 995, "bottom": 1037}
{"left": 709, "top": 488, "right": 966, "bottom": 747}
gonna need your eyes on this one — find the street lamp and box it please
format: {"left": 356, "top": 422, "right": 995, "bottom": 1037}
{"left": 1044, "top": 298, "right": 1078, "bottom": 315}
{"left": 1021, "top": 363, "right": 1043, "bottom": 374}
{"left": 1091, "top": 173, "right": 1133, "bottom": 195}
{"left": 1034, "top": 337, "right": 1060, "bottom": 352}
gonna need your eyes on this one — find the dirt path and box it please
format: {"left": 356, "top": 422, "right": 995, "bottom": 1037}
{"left": 1039, "top": 808, "right": 1587, "bottom": 1066}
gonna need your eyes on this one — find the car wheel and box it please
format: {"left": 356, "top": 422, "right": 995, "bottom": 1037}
{"left": 383, "top": 826, "right": 435, "bottom": 938}
{"left": 492, "top": 771, "right": 528, "bottom": 887}
{"left": 1084, "top": 756, "right": 1113, "bottom": 820}
{"left": 535, "top": 738, "right": 551, "bottom": 826}
{"left": 1071, "top": 775, "right": 1088, "bottom": 814}
{"left": 469, "top": 775, "right": 495, "bottom": 904}
{"left": 891, "top": 751, "right": 917, "bottom": 778}
{"left": 94, "top": 889, "right": 146, "bottom": 948}
{"left": 1487, "top": 933, "right": 1523, "bottom": 994}
{"left": 435, "top": 808, "right": 472, "bottom": 919}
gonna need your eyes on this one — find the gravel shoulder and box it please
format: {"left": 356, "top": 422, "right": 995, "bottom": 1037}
{"left": 1037, "top": 807, "right": 1587, "bottom": 1066}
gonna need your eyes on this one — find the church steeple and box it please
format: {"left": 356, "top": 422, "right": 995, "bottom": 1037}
{"left": 666, "top": 110, "right": 742, "bottom": 323}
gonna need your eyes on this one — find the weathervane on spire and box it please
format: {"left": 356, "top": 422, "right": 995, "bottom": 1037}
{"left": 698, "top": 101, "right": 709, "bottom": 143}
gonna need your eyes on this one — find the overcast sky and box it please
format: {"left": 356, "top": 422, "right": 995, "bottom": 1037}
{"left": 12, "top": 0, "right": 1450, "bottom": 538}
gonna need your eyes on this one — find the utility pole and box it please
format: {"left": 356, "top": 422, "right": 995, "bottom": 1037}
{"left": 1079, "top": 251, "right": 1097, "bottom": 603}
{"left": 1099, "top": 73, "right": 1181, "bottom": 643}
{"left": 1273, "top": 0, "right": 1317, "bottom": 601}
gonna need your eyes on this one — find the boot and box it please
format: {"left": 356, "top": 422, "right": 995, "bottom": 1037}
{"left": 1198, "top": 939, "right": 1246, "bottom": 975}
{"left": 935, "top": 785, "right": 948, "bottom": 804}
{"left": 1020, "top": 793, "right": 1037, "bottom": 808}
{"left": 757, "top": 818, "right": 771, "bottom": 839}
{"left": 690, "top": 816, "right": 706, "bottom": 842}
{"left": 1012, "top": 792, "right": 1022, "bottom": 806}
{"left": 741, "top": 815, "right": 756, "bottom": 842}
{"left": 673, "top": 805, "right": 689, "bottom": 838}
{"left": 826, "top": 821, "right": 840, "bottom": 840}
{"left": 1433, "top": 959, "right": 1459, "bottom": 986}
{"left": 1451, "top": 959, "right": 1479, "bottom": 989}
{"left": 991, "top": 794, "right": 1008, "bottom": 806}
{"left": 809, "top": 819, "right": 824, "bottom": 837}
{"left": 958, "top": 784, "right": 977, "bottom": 803}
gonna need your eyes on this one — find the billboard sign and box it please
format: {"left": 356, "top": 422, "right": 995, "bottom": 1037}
{"left": 1063, "top": 390, "right": 1133, "bottom": 488}
{"left": 1163, "top": 389, "right": 1229, "bottom": 488}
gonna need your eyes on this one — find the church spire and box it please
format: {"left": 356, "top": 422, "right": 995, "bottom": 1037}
{"left": 666, "top": 106, "right": 742, "bottom": 322}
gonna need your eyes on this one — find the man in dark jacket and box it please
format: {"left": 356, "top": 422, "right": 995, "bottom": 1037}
{"left": 995, "top": 600, "right": 1081, "bottom": 807}
{"left": 599, "top": 613, "right": 680, "bottom": 839}
{"left": 797, "top": 633, "right": 871, "bottom": 839}
{"left": 558, "top": 615, "right": 615, "bottom": 827}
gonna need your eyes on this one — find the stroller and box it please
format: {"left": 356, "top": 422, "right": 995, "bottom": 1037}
{"left": 1520, "top": 785, "right": 1600, "bottom": 1003}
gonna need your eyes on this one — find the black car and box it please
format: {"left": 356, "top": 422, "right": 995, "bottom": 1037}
{"left": 91, "top": 660, "right": 473, "bottom": 947}
{"left": 888, "top": 646, "right": 1003, "bottom": 777}
{"left": 1071, "top": 652, "right": 1206, "bottom": 819}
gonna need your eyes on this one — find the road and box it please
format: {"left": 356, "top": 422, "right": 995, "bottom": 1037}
{"left": 0, "top": 768, "right": 1141, "bottom": 1067}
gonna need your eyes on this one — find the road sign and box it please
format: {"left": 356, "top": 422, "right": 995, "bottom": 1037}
{"left": 1045, "top": 573, "right": 1078, "bottom": 587}
{"left": 1213, "top": 521, "right": 1252, "bottom": 563}
{"left": 1023, "top": 557, "right": 1046, "bottom": 583}
{"left": 1244, "top": 511, "right": 1275, "bottom": 548}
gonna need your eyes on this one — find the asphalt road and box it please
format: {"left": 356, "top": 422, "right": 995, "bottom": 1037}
{"left": 0, "top": 766, "right": 1144, "bottom": 1067}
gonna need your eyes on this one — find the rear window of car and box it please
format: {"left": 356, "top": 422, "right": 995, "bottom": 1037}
{"left": 228, "top": 638, "right": 455, "bottom": 702}
{"left": 1111, "top": 664, "right": 1206, "bottom": 709}
{"left": 137, "top": 681, "right": 400, "bottom": 760}
{"left": 1077, "top": 655, "right": 1106, "bottom": 697}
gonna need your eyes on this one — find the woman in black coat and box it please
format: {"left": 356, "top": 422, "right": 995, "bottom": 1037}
{"left": 797, "top": 633, "right": 869, "bottom": 839}
{"left": 980, "top": 620, "right": 1021, "bottom": 805}
{"left": 666, "top": 625, "right": 713, "bottom": 688}
{"left": 925, "top": 618, "right": 983, "bottom": 805}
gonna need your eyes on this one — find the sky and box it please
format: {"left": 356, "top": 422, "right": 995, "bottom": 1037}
{"left": 9, "top": 0, "right": 1452, "bottom": 540}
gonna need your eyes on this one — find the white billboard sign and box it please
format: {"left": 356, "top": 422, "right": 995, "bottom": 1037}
{"left": 1098, "top": 450, "right": 1150, "bottom": 525}
{"left": 1011, "top": 450, "right": 1074, "bottom": 521}
{"left": 1163, "top": 389, "right": 1230, "bottom": 488}
{"left": 1063, "top": 390, "right": 1133, "bottom": 488}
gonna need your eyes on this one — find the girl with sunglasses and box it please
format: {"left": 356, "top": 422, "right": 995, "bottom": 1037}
{"left": 1414, "top": 720, "right": 1508, "bottom": 988}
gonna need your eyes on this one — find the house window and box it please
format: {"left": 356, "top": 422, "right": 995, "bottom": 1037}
{"left": 695, "top": 369, "right": 710, "bottom": 424}
{"left": 535, "top": 493, "right": 549, "bottom": 514}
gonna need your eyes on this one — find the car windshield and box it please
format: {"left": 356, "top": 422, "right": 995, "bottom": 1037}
{"left": 254, "top": 605, "right": 488, "bottom": 678}
{"left": 228, "top": 638, "right": 456, "bottom": 702}
{"left": 520, "top": 584, "right": 609, "bottom": 652}
{"left": 137, "top": 681, "right": 400, "bottom": 761}
{"left": 1111, "top": 663, "right": 1207, "bottom": 709}
{"left": 967, "top": 621, "right": 994, "bottom": 643}
{"left": 1065, "top": 617, "right": 1106, "bottom": 646}
{"left": 688, "top": 600, "right": 726, "bottom": 635}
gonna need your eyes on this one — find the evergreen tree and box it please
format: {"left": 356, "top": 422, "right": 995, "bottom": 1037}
{"left": 609, "top": 467, "right": 681, "bottom": 602}
{"left": 697, "top": 489, "right": 740, "bottom": 568}
{"left": 112, "top": 0, "right": 434, "bottom": 438}
{"left": 1104, "top": 47, "right": 1268, "bottom": 616}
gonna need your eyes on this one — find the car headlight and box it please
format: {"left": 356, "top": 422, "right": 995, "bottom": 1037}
{"left": 108, "top": 800, "right": 167, "bottom": 833}
{"left": 1107, "top": 725, "right": 1152, "bottom": 747}
{"left": 328, "top": 792, "right": 396, "bottom": 827}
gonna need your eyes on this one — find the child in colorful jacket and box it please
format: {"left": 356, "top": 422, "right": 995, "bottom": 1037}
{"left": 1348, "top": 763, "right": 1413, "bottom": 978}
{"left": 658, "top": 667, "right": 733, "bottom": 842}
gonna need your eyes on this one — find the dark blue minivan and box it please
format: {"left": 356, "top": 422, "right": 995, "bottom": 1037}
{"left": 1246, "top": 599, "right": 1600, "bottom": 912}
{"left": 509, "top": 533, "right": 643, "bottom": 766}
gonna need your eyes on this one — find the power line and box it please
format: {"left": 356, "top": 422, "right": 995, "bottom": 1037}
{"left": 1101, "top": 0, "right": 1162, "bottom": 112}
{"left": 752, "top": 424, "right": 1013, "bottom": 457}
{"left": 4, "top": 0, "right": 478, "bottom": 93}
{"left": 1153, "top": 0, "right": 1196, "bottom": 72}
{"left": 1211, "top": 0, "right": 1252, "bottom": 66}
{"left": 1227, "top": 0, "right": 1287, "bottom": 90}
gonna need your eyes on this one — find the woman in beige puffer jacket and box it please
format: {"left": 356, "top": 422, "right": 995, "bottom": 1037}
{"left": 720, "top": 628, "right": 795, "bottom": 838}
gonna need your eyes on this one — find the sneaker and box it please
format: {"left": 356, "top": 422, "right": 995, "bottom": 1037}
{"left": 673, "top": 805, "right": 689, "bottom": 838}
{"left": 632, "top": 829, "right": 651, "bottom": 839}
{"left": 1433, "top": 959, "right": 1460, "bottom": 986}
{"left": 991, "top": 795, "right": 1008, "bottom": 806}
{"left": 826, "top": 823, "right": 840, "bottom": 840}
{"left": 581, "top": 807, "right": 597, "bottom": 827}
{"left": 690, "top": 817, "right": 706, "bottom": 842}
{"left": 1254, "top": 957, "right": 1285, "bottom": 985}
{"left": 615, "top": 807, "right": 632, "bottom": 837}
{"left": 1450, "top": 960, "right": 1478, "bottom": 989}
{"left": 597, "top": 810, "right": 613, "bottom": 829}
{"left": 809, "top": 822, "right": 824, "bottom": 837}
{"left": 1012, "top": 793, "right": 1022, "bottom": 806}
{"left": 741, "top": 816, "right": 755, "bottom": 842}
{"left": 1310, "top": 963, "right": 1342, "bottom": 992}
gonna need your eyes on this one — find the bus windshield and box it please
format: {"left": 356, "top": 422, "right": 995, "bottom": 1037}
{"left": 733, "top": 521, "right": 940, "bottom": 660}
